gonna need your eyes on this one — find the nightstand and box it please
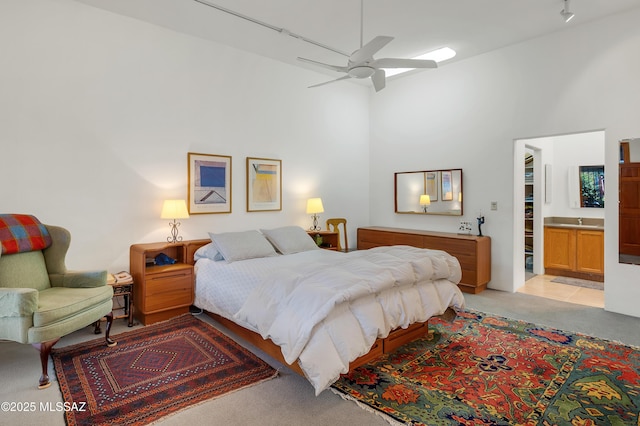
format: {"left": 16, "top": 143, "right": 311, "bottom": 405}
{"left": 130, "top": 242, "right": 195, "bottom": 325}
{"left": 306, "top": 230, "right": 339, "bottom": 251}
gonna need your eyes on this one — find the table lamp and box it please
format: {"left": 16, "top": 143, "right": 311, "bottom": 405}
{"left": 419, "top": 194, "right": 431, "bottom": 213}
{"left": 160, "top": 199, "right": 189, "bottom": 243}
{"left": 306, "top": 198, "right": 324, "bottom": 231}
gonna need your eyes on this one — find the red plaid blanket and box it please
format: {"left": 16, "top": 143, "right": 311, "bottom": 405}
{"left": 0, "top": 214, "right": 52, "bottom": 255}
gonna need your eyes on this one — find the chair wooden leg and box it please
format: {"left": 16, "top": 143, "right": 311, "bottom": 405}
{"left": 94, "top": 319, "right": 102, "bottom": 334}
{"left": 105, "top": 311, "right": 117, "bottom": 347}
{"left": 32, "top": 338, "right": 60, "bottom": 390}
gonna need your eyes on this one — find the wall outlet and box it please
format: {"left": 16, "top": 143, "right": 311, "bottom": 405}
{"left": 491, "top": 201, "right": 498, "bottom": 210}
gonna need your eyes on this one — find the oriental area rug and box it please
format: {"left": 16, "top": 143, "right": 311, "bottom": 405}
{"left": 332, "top": 309, "right": 640, "bottom": 426}
{"left": 52, "top": 314, "right": 277, "bottom": 426}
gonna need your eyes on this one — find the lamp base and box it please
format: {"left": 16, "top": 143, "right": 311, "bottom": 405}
{"left": 167, "top": 220, "right": 183, "bottom": 243}
{"left": 309, "top": 214, "right": 321, "bottom": 231}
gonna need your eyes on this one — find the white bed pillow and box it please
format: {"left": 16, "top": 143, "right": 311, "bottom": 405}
{"left": 194, "top": 242, "right": 224, "bottom": 262}
{"left": 209, "top": 230, "right": 277, "bottom": 262}
{"left": 260, "top": 226, "right": 319, "bottom": 255}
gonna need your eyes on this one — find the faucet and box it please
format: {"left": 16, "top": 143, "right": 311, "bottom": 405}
{"left": 578, "top": 217, "right": 583, "bottom": 225}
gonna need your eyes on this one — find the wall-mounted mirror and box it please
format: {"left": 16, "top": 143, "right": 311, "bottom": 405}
{"left": 619, "top": 138, "right": 640, "bottom": 265}
{"left": 395, "top": 169, "right": 463, "bottom": 216}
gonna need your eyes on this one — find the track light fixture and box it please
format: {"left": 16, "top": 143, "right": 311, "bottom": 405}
{"left": 560, "top": 0, "right": 575, "bottom": 23}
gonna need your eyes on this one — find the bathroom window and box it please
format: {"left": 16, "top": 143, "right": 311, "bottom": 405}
{"left": 579, "top": 165, "right": 604, "bottom": 208}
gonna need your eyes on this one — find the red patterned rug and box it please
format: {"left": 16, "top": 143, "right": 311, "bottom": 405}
{"left": 53, "top": 314, "right": 277, "bottom": 425}
{"left": 332, "top": 309, "right": 640, "bottom": 425}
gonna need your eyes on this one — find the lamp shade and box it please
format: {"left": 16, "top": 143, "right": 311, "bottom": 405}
{"left": 419, "top": 194, "right": 431, "bottom": 206}
{"left": 160, "top": 200, "right": 190, "bottom": 219}
{"left": 306, "top": 198, "right": 324, "bottom": 214}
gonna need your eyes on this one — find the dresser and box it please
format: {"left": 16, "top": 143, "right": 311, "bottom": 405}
{"left": 357, "top": 227, "right": 491, "bottom": 293}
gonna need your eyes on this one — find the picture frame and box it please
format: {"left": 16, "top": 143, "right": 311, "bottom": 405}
{"left": 187, "top": 152, "right": 232, "bottom": 214}
{"left": 441, "top": 170, "right": 453, "bottom": 201}
{"left": 425, "top": 172, "right": 438, "bottom": 201}
{"left": 246, "top": 157, "right": 282, "bottom": 212}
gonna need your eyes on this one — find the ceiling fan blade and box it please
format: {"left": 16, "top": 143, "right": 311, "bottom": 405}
{"left": 297, "top": 57, "right": 348, "bottom": 73}
{"left": 371, "top": 69, "right": 386, "bottom": 92}
{"left": 371, "top": 58, "right": 438, "bottom": 69}
{"left": 350, "top": 35, "right": 394, "bottom": 64}
{"left": 308, "top": 74, "right": 352, "bottom": 89}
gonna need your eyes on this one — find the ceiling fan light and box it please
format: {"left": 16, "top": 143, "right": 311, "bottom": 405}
{"left": 348, "top": 66, "right": 376, "bottom": 79}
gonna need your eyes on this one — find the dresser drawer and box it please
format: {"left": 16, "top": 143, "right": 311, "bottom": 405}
{"left": 145, "top": 271, "right": 193, "bottom": 312}
{"left": 358, "top": 229, "right": 395, "bottom": 246}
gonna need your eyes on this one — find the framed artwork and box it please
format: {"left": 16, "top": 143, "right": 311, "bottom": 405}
{"left": 425, "top": 172, "right": 438, "bottom": 201}
{"left": 187, "top": 152, "right": 232, "bottom": 214}
{"left": 441, "top": 170, "right": 453, "bottom": 201}
{"left": 246, "top": 157, "right": 282, "bottom": 212}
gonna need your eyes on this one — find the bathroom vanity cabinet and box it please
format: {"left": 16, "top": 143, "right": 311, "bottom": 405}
{"left": 544, "top": 225, "right": 604, "bottom": 282}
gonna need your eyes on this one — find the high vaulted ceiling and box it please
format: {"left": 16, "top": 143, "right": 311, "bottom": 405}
{"left": 74, "top": 0, "right": 640, "bottom": 84}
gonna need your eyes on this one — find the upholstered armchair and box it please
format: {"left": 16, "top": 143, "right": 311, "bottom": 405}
{"left": 0, "top": 215, "right": 116, "bottom": 389}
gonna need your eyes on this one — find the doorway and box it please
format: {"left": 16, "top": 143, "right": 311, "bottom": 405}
{"left": 513, "top": 131, "right": 605, "bottom": 308}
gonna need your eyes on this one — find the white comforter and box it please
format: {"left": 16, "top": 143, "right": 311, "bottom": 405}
{"left": 194, "top": 246, "right": 465, "bottom": 394}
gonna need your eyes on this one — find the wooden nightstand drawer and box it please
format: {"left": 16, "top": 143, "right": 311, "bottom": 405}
{"left": 145, "top": 273, "right": 193, "bottom": 312}
{"left": 147, "top": 268, "right": 192, "bottom": 286}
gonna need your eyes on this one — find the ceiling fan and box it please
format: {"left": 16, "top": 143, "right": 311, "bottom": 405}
{"left": 297, "top": 0, "right": 437, "bottom": 92}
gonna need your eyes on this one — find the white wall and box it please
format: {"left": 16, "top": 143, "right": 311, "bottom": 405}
{"left": 0, "top": 0, "right": 370, "bottom": 271}
{"left": 369, "top": 9, "right": 640, "bottom": 318}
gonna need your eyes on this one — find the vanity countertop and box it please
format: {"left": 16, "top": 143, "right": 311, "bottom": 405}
{"left": 544, "top": 217, "right": 604, "bottom": 231}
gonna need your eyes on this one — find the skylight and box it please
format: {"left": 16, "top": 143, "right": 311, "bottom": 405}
{"left": 384, "top": 47, "right": 456, "bottom": 77}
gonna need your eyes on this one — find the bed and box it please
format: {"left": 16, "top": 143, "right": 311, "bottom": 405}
{"left": 189, "top": 226, "right": 465, "bottom": 395}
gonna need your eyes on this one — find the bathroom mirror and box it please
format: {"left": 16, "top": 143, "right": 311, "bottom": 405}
{"left": 395, "top": 169, "right": 463, "bottom": 216}
{"left": 619, "top": 138, "right": 640, "bottom": 265}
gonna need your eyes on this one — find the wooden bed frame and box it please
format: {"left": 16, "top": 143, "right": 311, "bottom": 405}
{"left": 208, "top": 311, "right": 429, "bottom": 375}
{"left": 184, "top": 239, "right": 453, "bottom": 375}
